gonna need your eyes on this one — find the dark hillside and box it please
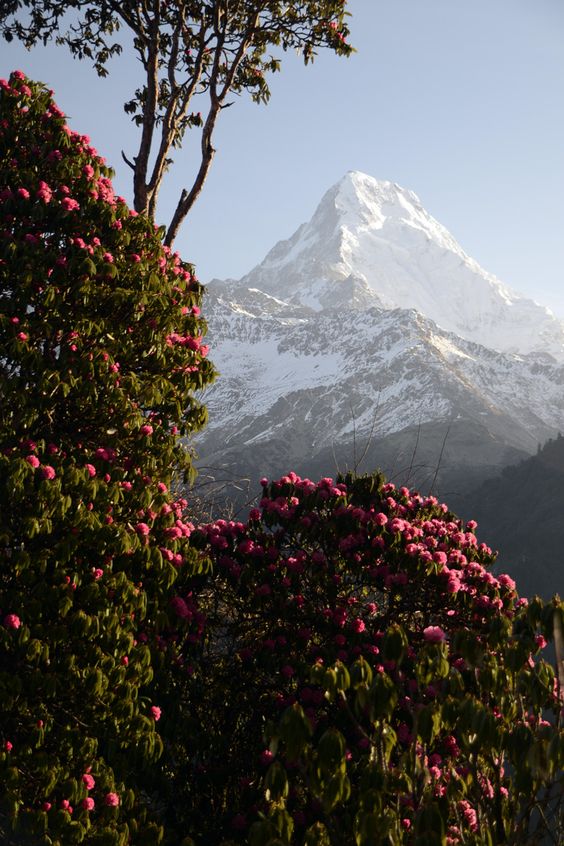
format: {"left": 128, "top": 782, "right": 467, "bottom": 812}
{"left": 458, "top": 435, "right": 564, "bottom": 599}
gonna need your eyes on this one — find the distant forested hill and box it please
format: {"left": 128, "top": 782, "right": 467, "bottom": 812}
{"left": 458, "top": 435, "right": 564, "bottom": 600}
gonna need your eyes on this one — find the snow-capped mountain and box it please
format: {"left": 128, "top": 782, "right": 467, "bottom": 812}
{"left": 211, "top": 171, "right": 564, "bottom": 360}
{"left": 193, "top": 173, "right": 564, "bottom": 506}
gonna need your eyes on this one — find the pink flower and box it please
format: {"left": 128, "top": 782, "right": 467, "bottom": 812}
{"left": 85, "top": 463, "right": 96, "bottom": 477}
{"left": 423, "top": 625, "right": 446, "bottom": 643}
{"left": 170, "top": 596, "right": 192, "bottom": 619}
{"left": 458, "top": 800, "right": 478, "bottom": 832}
{"left": 104, "top": 792, "right": 120, "bottom": 807}
{"left": 25, "top": 454, "right": 40, "bottom": 468}
{"left": 5, "top": 740, "right": 13, "bottom": 752}
{"left": 60, "top": 799, "right": 72, "bottom": 812}
{"left": 151, "top": 705, "right": 161, "bottom": 721}
{"left": 259, "top": 749, "right": 274, "bottom": 766}
{"left": 535, "top": 634, "right": 547, "bottom": 650}
{"left": 81, "top": 797, "right": 95, "bottom": 811}
{"left": 92, "top": 568, "right": 104, "bottom": 580}
{"left": 17, "top": 187, "right": 30, "bottom": 199}
{"left": 498, "top": 573, "right": 516, "bottom": 591}
{"left": 40, "top": 465, "right": 56, "bottom": 480}
{"left": 4, "top": 614, "right": 21, "bottom": 630}
{"left": 41, "top": 801, "right": 51, "bottom": 811}
{"left": 82, "top": 773, "right": 96, "bottom": 790}
{"left": 16, "top": 332, "right": 28, "bottom": 341}
{"left": 351, "top": 618, "right": 366, "bottom": 634}
{"left": 36, "top": 181, "right": 53, "bottom": 203}
{"left": 135, "top": 522, "right": 150, "bottom": 536}
{"left": 446, "top": 573, "right": 462, "bottom": 594}
{"left": 61, "top": 197, "right": 80, "bottom": 211}
{"left": 139, "top": 424, "right": 153, "bottom": 436}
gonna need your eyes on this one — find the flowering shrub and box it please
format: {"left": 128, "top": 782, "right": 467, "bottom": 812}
{"left": 177, "top": 472, "right": 563, "bottom": 845}
{"left": 1, "top": 71, "right": 562, "bottom": 846}
{"left": 0, "top": 72, "right": 214, "bottom": 845}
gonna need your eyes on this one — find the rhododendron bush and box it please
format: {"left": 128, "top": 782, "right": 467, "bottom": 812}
{"left": 175, "top": 473, "right": 563, "bottom": 844}
{"left": 0, "top": 72, "right": 563, "bottom": 846}
{"left": 0, "top": 71, "right": 214, "bottom": 845}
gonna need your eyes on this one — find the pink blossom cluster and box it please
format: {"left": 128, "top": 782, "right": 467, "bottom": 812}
{"left": 190, "top": 472, "right": 557, "bottom": 839}
{"left": 41, "top": 772, "right": 119, "bottom": 817}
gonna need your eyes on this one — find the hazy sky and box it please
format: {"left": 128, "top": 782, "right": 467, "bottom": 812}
{"left": 2, "top": 0, "right": 563, "bottom": 314}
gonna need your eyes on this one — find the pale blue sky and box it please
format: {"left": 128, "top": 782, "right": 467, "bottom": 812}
{"left": 2, "top": 0, "right": 563, "bottom": 314}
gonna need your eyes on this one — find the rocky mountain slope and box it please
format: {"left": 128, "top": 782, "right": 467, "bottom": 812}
{"left": 192, "top": 172, "right": 564, "bottom": 516}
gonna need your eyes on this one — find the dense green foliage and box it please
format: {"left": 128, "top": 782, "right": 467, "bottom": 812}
{"left": 0, "top": 71, "right": 214, "bottom": 845}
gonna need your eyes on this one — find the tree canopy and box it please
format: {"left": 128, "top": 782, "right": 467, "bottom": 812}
{"left": 1, "top": 1, "right": 353, "bottom": 243}
{"left": 0, "top": 69, "right": 214, "bottom": 845}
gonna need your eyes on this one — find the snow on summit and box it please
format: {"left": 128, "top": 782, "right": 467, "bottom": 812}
{"left": 198, "top": 172, "right": 564, "bottom": 494}
{"left": 210, "top": 171, "right": 564, "bottom": 360}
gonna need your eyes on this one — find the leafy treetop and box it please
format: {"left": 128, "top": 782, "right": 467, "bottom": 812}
{"left": 0, "top": 1, "right": 353, "bottom": 243}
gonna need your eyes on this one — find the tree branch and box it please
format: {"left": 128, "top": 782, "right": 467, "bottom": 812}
{"left": 132, "top": 11, "right": 161, "bottom": 214}
{"left": 146, "top": 12, "right": 208, "bottom": 220}
{"left": 121, "top": 149, "right": 136, "bottom": 171}
{"left": 164, "top": 10, "right": 259, "bottom": 245}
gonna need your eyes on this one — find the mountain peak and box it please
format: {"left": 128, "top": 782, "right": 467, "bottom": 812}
{"left": 212, "top": 172, "right": 564, "bottom": 360}
{"left": 335, "top": 171, "right": 422, "bottom": 213}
